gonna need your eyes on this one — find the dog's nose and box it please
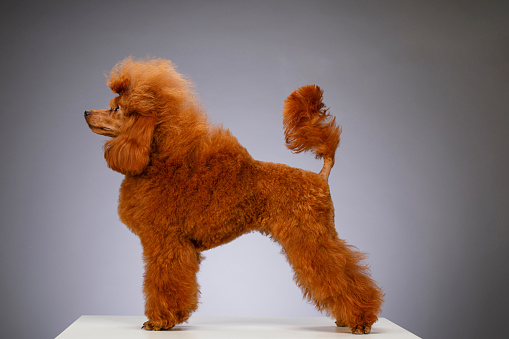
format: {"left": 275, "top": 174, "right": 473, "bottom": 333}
{"left": 84, "top": 110, "right": 92, "bottom": 117}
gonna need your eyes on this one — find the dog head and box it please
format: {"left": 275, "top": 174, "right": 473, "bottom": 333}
{"left": 84, "top": 99, "right": 127, "bottom": 138}
{"left": 84, "top": 57, "right": 194, "bottom": 176}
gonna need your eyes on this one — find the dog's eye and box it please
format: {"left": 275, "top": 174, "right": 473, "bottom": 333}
{"left": 114, "top": 105, "right": 120, "bottom": 112}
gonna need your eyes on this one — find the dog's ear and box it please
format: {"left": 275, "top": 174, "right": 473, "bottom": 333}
{"left": 104, "top": 115, "right": 156, "bottom": 176}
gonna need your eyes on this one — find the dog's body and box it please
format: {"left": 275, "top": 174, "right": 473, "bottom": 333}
{"left": 85, "top": 58, "right": 383, "bottom": 334}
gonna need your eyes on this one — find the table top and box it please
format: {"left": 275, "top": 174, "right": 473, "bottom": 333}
{"left": 56, "top": 316, "right": 420, "bottom": 338}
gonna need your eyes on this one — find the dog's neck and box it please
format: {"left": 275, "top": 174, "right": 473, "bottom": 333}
{"left": 151, "top": 107, "right": 210, "bottom": 166}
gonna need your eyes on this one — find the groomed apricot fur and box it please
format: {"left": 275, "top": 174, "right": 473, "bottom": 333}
{"left": 84, "top": 57, "right": 383, "bottom": 334}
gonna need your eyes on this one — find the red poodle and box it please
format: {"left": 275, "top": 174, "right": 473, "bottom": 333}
{"left": 84, "top": 57, "right": 383, "bottom": 334}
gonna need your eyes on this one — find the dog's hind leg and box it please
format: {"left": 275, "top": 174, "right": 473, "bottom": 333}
{"left": 270, "top": 212, "right": 383, "bottom": 335}
{"left": 141, "top": 236, "right": 202, "bottom": 330}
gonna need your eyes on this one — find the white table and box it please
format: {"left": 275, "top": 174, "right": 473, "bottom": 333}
{"left": 56, "top": 316, "right": 420, "bottom": 338}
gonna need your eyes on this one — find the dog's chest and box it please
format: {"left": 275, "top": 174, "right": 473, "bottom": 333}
{"left": 116, "top": 172, "right": 208, "bottom": 232}
{"left": 117, "top": 175, "right": 178, "bottom": 233}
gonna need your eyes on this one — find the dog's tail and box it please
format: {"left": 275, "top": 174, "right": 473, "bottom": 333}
{"left": 283, "top": 85, "right": 341, "bottom": 181}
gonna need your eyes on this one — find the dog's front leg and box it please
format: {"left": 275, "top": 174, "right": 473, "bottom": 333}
{"left": 141, "top": 236, "right": 202, "bottom": 330}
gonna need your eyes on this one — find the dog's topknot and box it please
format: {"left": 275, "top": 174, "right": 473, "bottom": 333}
{"left": 107, "top": 57, "right": 195, "bottom": 117}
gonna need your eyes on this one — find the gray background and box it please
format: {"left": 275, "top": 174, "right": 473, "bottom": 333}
{"left": 1, "top": 1, "right": 508, "bottom": 338}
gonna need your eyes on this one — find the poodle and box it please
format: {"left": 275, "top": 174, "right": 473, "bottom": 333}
{"left": 84, "top": 57, "right": 383, "bottom": 334}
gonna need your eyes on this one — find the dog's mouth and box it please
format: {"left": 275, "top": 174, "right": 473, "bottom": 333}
{"left": 84, "top": 111, "right": 119, "bottom": 137}
{"left": 88, "top": 124, "right": 118, "bottom": 137}
{"left": 96, "top": 126, "right": 113, "bottom": 132}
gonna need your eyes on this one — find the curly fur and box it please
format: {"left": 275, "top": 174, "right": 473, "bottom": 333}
{"left": 84, "top": 57, "right": 383, "bottom": 334}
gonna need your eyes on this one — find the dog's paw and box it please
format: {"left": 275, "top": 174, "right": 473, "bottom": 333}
{"left": 142, "top": 320, "right": 174, "bottom": 331}
{"left": 335, "top": 320, "right": 347, "bottom": 327}
{"left": 350, "top": 324, "right": 371, "bottom": 335}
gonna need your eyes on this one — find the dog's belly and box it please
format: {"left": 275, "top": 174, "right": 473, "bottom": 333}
{"left": 185, "top": 193, "right": 262, "bottom": 251}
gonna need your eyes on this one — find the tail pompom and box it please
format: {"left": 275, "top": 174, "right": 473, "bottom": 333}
{"left": 283, "top": 85, "right": 341, "bottom": 178}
